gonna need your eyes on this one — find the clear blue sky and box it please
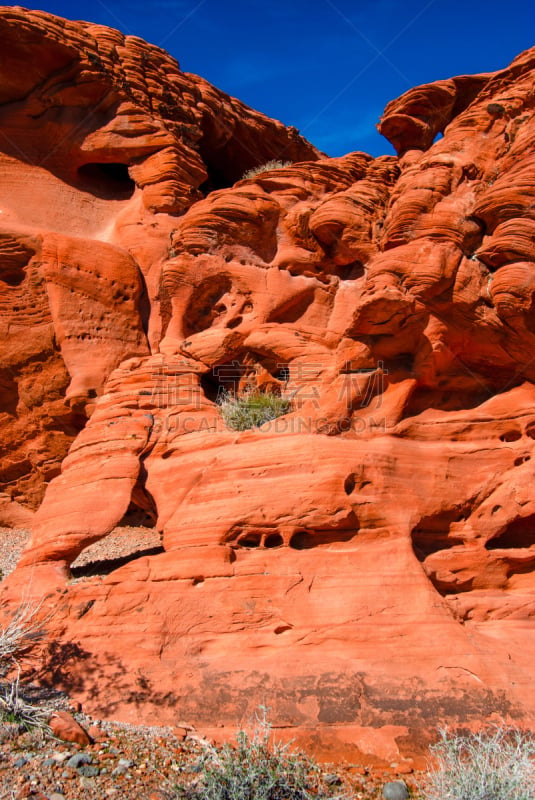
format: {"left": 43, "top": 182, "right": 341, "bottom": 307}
{"left": 8, "top": 1, "right": 535, "bottom": 157}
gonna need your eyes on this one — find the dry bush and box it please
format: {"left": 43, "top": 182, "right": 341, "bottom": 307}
{"left": 421, "top": 726, "right": 535, "bottom": 800}
{"left": 0, "top": 601, "right": 47, "bottom": 670}
{"left": 242, "top": 160, "right": 292, "bottom": 179}
{"left": 0, "top": 601, "right": 51, "bottom": 730}
{"left": 174, "top": 709, "right": 334, "bottom": 800}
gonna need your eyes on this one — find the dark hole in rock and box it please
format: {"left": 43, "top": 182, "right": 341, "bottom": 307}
{"left": 274, "top": 625, "right": 292, "bottom": 634}
{"left": 1, "top": 265, "right": 26, "bottom": 287}
{"left": 411, "top": 510, "right": 467, "bottom": 561}
{"left": 64, "top": 411, "right": 89, "bottom": 434}
{"left": 264, "top": 533, "right": 284, "bottom": 548}
{"left": 239, "top": 533, "right": 262, "bottom": 548}
{"left": 336, "top": 260, "right": 365, "bottom": 281}
{"left": 289, "top": 531, "right": 311, "bottom": 550}
{"left": 201, "top": 357, "right": 247, "bottom": 401}
{"left": 120, "top": 480, "right": 157, "bottom": 526}
{"left": 344, "top": 474, "right": 356, "bottom": 495}
{"left": 0, "top": 369, "right": 19, "bottom": 415}
{"left": 383, "top": 353, "right": 414, "bottom": 373}
{"left": 0, "top": 235, "right": 36, "bottom": 286}
{"left": 119, "top": 504, "right": 156, "bottom": 528}
{"left": 485, "top": 515, "right": 535, "bottom": 550}
{"left": 404, "top": 388, "right": 491, "bottom": 416}
{"left": 198, "top": 161, "right": 235, "bottom": 193}
{"left": 487, "top": 103, "right": 505, "bottom": 116}
{"left": 500, "top": 430, "right": 521, "bottom": 442}
{"left": 78, "top": 163, "right": 135, "bottom": 199}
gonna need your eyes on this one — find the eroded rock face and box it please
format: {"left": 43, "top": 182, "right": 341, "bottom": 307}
{"left": 0, "top": 7, "right": 318, "bottom": 508}
{"left": 1, "top": 8, "right": 535, "bottom": 762}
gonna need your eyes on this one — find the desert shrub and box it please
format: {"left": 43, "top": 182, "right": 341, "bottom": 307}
{"left": 0, "top": 602, "right": 46, "bottom": 670}
{"left": 0, "top": 673, "right": 50, "bottom": 730}
{"left": 176, "top": 711, "right": 330, "bottom": 800}
{"left": 218, "top": 389, "right": 291, "bottom": 431}
{"left": 420, "top": 726, "right": 535, "bottom": 800}
{"left": 242, "top": 160, "right": 292, "bottom": 180}
{"left": 0, "top": 602, "right": 50, "bottom": 730}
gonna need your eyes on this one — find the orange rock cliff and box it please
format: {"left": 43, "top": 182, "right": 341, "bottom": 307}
{"left": 1, "top": 7, "right": 534, "bottom": 763}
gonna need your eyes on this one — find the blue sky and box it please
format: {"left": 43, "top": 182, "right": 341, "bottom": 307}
{"left": 8, "top": 0, "right": 534, "bottom": 157}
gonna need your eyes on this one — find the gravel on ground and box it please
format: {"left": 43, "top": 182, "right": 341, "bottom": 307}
{"left": 0, "top": 526, "right": 162, "bottom": 583}
{"left": 0, "top": 710, "right": 421, "bottom": 800}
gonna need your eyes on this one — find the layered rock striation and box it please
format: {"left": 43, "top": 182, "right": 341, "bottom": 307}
{"left": 1, "top": 8, "right": 535, "bottom": 762}
{"left": 0, "top": 6, "right": 318, "bottom": 510}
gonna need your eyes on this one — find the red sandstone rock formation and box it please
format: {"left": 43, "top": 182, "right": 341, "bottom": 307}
{"left": 0, "top": 7, "right": 318, "bottom": 509}
{"left": 1, "top": 7, "right": 535, "bottom": 763}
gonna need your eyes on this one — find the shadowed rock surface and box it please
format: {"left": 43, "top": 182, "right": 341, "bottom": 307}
{"left": 1, "top": 8, "right": 534, "bottom": 763}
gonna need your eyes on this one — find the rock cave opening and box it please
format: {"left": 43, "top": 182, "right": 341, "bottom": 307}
{"left": 403, "top": 388, "right": 496, "bottom": 416}
{"left": 118, "top": 503, "right": 157, "bottom": 529}
{"left": 485, "top": 515, "right": 535, "bottom": 550}
{"left": 0, "top": 236, "right": 36, "bottom": 288}
{"left": 0, "top": 262, "right": 26, "bottom": 287}
{"left": 200, "top": 352, "right": 290, "bottom": 403}
{"left": 334, "top": 260, "right": 366, "bottom": 281}
{"left": 197, "top": 142, "right": 267, "bottom": 193}
{"left": 68, "top": 485, "right": 162, "bottom": 581}
{"left": 0, "top": 368, "right": 19, "bottom": 416}
{"left": 411, "top": 510, "right": 467, "bottom": 561}
{"left": 77, "top": 162, "right": 136, "bottom": 200}
{"left": 70, "top": 545, "right": 164, "bottom": 580}
{"left": 231, "top": 528, "right": 284, "bottom": 549}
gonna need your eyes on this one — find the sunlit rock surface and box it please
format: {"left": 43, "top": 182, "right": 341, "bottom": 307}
{"left": 1, "top": 8, "right": 534, "bottom": 762}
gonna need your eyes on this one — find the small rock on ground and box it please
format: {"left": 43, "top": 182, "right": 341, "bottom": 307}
{"left": 383, "top": 779, "right": 410, "bottom": 800}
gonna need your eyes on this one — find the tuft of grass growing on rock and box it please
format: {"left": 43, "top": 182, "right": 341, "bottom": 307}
{"left": 420, "top": 726, "right": 535, "bottom": 800}
{"left": 218, "top": 389, "right": 291, "bottom": 431}
{"left": 242, "top": 160, "right": 293, "bottom": 179}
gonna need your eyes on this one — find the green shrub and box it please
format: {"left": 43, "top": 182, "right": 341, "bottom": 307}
{"left": 242, "top": 160, "right": 293, "bottom": 180}
{"left": 421, "top": 726, "right": 535, "bottom": 800}
{"left": 218, "top": 389, "right": 291, "bottom": 431}
{"left": 176, "top": 711, "right": 329, "bottom": 800}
